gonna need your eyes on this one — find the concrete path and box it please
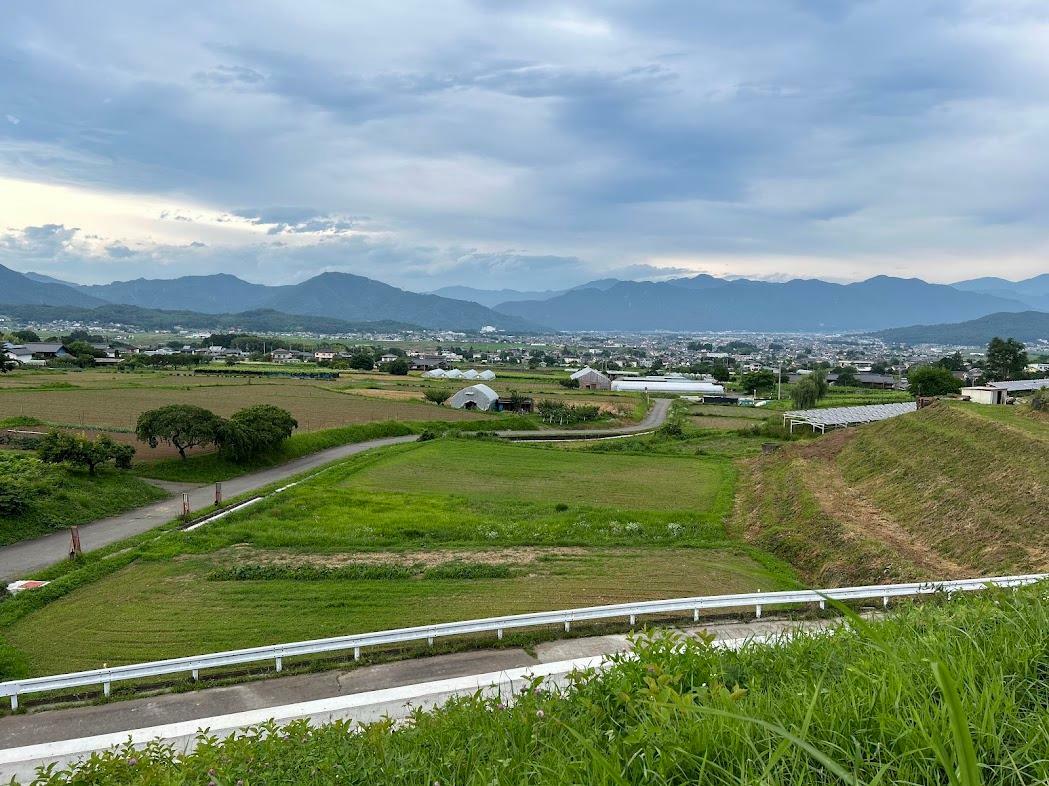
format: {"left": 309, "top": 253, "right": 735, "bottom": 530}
{"left": 498, "top": 396, "right": 672, "bottom": 440}
{"left": 0, "top": 435, "right": 419, "bottom": 582}
{"left": 0, "top": 616, "right": 833, "bottom": 750}
{"left": 0, "top": 400, "right": 673, "bottom": 582}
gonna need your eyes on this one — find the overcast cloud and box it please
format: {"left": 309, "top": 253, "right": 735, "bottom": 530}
{"left": 1, "top": 1, "right": 1047, "bottom": 289}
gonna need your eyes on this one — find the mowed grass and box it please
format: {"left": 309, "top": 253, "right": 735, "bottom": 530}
{"left": 3, "top": 439, "right": 792, "bottom": 675}
{"left": 7, "top": 548, "right": 777, "bottom": 674}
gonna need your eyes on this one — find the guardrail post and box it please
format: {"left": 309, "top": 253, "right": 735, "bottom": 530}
{"left": 9, "top": 694, "right": 17, "bottom": 711}
{"left": 191, "top": 669, "right": 199, "bottom": 681}
{"left": 353, "top": 647, "right": 361, "bottom": 661}
{"left": 275, "top": 656, "right": 283, "bottom": 672}
{"left": 755, "top": 603, "right": 762, "bottom": 619}
{"left": 629, "top": 614, "right": 635, "bottom": 626}
{"left": 564, "top": 620, "right": 571, "bottom": 632}
{"left": 819, "top": 600, "right": 825, "bottom": 610}
{"left": 882, "top": 595, "right": 889, "bottom": 607}
{"left": 497, "top": 628, "right": 503, "bottom": 640}
{"left": 103, "top": 681, "right": 111, "bottom": 698}
{"left": 693, "top": 608, "right": 699, "bottom": 622}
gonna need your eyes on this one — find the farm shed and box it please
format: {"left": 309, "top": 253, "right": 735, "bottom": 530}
{"left": 570, "top": 366, "right": 611, "bottom": 390}
{"left": 448, "top": 384, "right": 499, "bottom": 411}
{"left": 961, "top": 386, "right": 1008, "bottom": 405}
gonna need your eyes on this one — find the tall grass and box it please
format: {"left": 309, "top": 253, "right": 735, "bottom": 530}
{"left": 35, "top": 584, "right": 1049, "bottom": 785}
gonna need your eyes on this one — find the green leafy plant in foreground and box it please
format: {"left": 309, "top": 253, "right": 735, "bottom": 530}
{"left": 30, "top": 584, "right": 1049, "bottom": 785}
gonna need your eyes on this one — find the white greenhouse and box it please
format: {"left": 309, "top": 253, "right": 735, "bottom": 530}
{"left": 447, "top": 383, "right": 499, "bottom": 411}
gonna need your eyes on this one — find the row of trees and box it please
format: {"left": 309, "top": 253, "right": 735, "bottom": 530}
{"left": 135, "top": 404, "right": 298, "bottom": 460}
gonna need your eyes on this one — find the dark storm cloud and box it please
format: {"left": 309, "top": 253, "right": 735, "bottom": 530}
{"left": 1, "top": 0, "right": 1048, "bottom": 285}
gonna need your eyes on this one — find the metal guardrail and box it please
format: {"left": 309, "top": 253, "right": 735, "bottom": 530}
{"left": 1, "top": 573, "right": 1043, "bottom": 710}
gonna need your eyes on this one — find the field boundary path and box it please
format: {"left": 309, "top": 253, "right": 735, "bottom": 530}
{"left": 0, "top": 401, "right": 671, "bottom": 581}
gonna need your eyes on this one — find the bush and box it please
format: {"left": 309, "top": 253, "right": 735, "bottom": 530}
{"left": 558, "top": 378, "right": 580, "bottom": 388}
{"left": 0, "top": 479, "right": 33, "bottom": 516}
{"left": 554, "top": 502, "right": 569, "bottom": 512}
{"left": 424, "top": 388, "right": 451, "bottom": 405}
{"left": 1031, "top": 387, "right": 1048, "bottom": 412}
{"left": 536, "top": 400, "right": 602, "bottom": 425}
{"left": 37, "top": 431, "right": 136, "bottom": 475}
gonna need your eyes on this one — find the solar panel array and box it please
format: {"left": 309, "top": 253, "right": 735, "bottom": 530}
{"left": 988, "top": 378, "right": 1049, "bottom": 392}
{"left": 782, "top": 401, "right": 917, "bottom": 428}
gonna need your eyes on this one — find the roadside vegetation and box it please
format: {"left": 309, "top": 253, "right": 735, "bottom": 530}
{"left": 31, "top": 582, "right": 1049, "bottom": 786}
{"left": 0, "top": 452, "right": 166, "bottom": 546}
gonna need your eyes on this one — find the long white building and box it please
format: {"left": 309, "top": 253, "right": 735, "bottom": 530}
{"left": 610, "top": 375, "right": 724, "bottom": 394}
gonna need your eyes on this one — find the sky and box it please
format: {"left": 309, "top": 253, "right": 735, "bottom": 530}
{"left": 1, "top": 0, "right": 1048, "bottom": 291}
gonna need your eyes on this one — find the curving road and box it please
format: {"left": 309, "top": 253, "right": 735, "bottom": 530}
{"left": 0, "top": 399, "right": 671, "bottom": 581}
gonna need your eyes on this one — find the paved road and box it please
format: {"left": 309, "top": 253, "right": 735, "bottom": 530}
{"left": 498, "top": 396, "right": 672, "bottom": 440}
{"left": 0, "top": 399, "right": 672, "bottom": 582}
{"left": 0, "top": 435, "right": 419, "bottom": 582}
{"left": 0, "top": 616, "right": 834, "bottom": 750}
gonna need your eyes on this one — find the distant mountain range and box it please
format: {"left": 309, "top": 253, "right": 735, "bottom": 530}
{"left": 430, "top": 279, "right": 622, "bottom": 308}
{"left": 949, "top": 274, "right": 1049, "bottom": 311}
{"left": 870, "top": 311, "right": 1049, "bottom": 346}
{"left": 3, "top": 263, "right": 1045, "bottom": 333}
{"left": 493, "top": 275, "right": 1034, "bottom": 331}
{"left": 4, "top": 265, "right": 535, "bottom": 331}
{"left": 0, "top": 303, "right": 419, "bottom": 335}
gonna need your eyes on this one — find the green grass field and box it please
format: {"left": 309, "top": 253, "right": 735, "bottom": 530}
{"left": 1, "top": 438, "right": 794, "bottom": 675}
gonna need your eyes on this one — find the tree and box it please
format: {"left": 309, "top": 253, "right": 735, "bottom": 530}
{"left": 220, "top": 405, "right": 297, "bottom": 460}
{"left": 740, "top": 369, "right": 776, "bottom": 393}
{"left": 710, "top": 365, "right": 731, "bottom": 382}
{"left": 0, "top": 356, "right": 18, "bottom": 374}
{"left": 649, "top": 357, "right": 664, "bottom": 373}
{"left": 384, "top": 357, "right": 410, "bottom": 375}
{"left": 811, "top": 368, "right": 830, "bottom": 399}
{"left": 135, "top": 405, "right": 224, "bottom": 460}
{"left": 38, "top": 431, "right": 135, "bottom": 475}
{"left": 11, "top": 329, "right": 39, "bottom": 342}
{"left": 985, "top": 337, "right": 1028, "bottom": 381}
{"left": 835, "top": 366, "right": 860, "bottom": 387}
{"left": 934, "top": 352, "right": 965, "bottom": 372}
{"left": 424, "top": 387, "right": 451, "bottom": 405}
{"left": 791, "top": 377, "right": 820, "bottom": 410}
{"left": 348, "top": 350, "right": 375, "bottom": 371}
{"left": 908, "top": 365, "right": 962, "bottom": 397}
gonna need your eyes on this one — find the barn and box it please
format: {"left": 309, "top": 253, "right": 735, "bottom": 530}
{"left": 448, "top": 384, "right": 499, "bottom": 411}
{"left": 570, "top": 366, "right": 611, "bottom": 390}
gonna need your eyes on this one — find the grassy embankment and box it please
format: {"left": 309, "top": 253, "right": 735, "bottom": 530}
{"left": 1, "top": 438, "right": 795, "bottom": 677}
{"left": 33, "top": 582, "right": 1049, "bottom": 785}
{"left": 0, "top": 448, "right": 167, "bottom": 546}
{"left": 733, "top": 400, "right": 1049, "bottom": 585}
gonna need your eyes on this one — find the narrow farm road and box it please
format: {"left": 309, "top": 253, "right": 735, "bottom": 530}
{"left": 0, "top": 435, "right": 419, "bottom": 582}
{"left": 0, "top": 400, "right": 671, "bottom": 582}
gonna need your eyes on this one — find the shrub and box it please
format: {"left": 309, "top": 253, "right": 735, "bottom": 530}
{"left": 0, "top": 479, "right": 33, "bottom": 516}
{"left": 1031, "top": 387, "right": 1048, "bottom": 412}
{"left": 37, "top": 431, "right": 136, "bottom": 474}
{"left": 558, "top": 377, "right": 580, "bottom": 388}
{"left": 424, "top": 388, "right": 451, "bottom": 405}
{"left": 536, "top": 400, "right": 602, "bottom": 425}
{"left": 554, "top": 502, "right": 569, "bottom": 512}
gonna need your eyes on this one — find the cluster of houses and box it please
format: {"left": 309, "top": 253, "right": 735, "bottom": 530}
{"left": 2, "top": 341, "right": 122, "bottom": 366}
